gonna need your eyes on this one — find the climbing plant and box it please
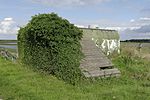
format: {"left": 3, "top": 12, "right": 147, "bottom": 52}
{"left": 18, "top": 13, "right": 83, "bottom": 85}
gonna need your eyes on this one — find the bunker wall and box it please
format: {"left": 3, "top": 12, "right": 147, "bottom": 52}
{"left": 80, "top": 28, "right": 120, "bottom": 55}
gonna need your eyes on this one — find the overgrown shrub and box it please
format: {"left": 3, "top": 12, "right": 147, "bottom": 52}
{"left": 18, "top": 13, "right": 83, "bottom": 85}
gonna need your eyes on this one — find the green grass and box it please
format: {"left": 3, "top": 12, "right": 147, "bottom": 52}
{"left": 0, "top": 49, "right": 150, "bottom": 99}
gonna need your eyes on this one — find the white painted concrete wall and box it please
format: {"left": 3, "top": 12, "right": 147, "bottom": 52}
{"left": 92, "top": 38, "right": 120, "bottom": 55}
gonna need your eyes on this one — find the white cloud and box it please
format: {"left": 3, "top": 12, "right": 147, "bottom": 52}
{"left": 0, "top": 17, "right": 19, "bottom": 34}
{"left": 120, "top": 17, "right": 150, "bottom": 40}
{"left": 94, "top": 26, "right": 140, "bottom": 32}
{"left": 139, "top": 17, "right": 150, "bottom": 21}
{"left": 102, "top": 27, "right": 126, "bottom": 31}
{"left": 129, "top": 17, "right": 150, "bottom": 26}
{"left": 75, "top": 24, "right": 85, "bottom": 28}
{"left": 130, "top": 19, "right": 135, "bottom": 22}
{"left": 31, "top": 0, "right": 109, "bottom": 7}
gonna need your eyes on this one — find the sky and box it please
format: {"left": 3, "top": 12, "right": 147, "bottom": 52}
{"left": 0, "top": 0, "right": 150, "bottom": 40}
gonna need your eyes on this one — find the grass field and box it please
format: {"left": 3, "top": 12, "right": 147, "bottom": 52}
{"left": 0, "top": 42, "right": 150, "bottom": 100}
{"left": 120, "top": 42, "right": 150, "bottom": 59}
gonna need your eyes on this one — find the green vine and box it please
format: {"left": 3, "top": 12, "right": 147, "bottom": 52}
{"left": 18, "top": 13, "right": 83, "bottom": 85}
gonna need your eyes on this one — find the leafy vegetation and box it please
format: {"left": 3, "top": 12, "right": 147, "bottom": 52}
{"left": 18, "top": 13, "right": 83, "bottom": 84}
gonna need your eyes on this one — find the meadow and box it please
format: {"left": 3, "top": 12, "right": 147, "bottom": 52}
{"left": 0, "top": 41, "right": 150, "bottom": 100}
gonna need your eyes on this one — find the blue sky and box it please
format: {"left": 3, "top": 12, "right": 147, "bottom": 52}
{"left": 0, "top": 0, "right": 150, "bottom": 40}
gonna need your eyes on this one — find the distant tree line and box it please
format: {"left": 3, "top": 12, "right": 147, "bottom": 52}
{"left": 121, "top": 39, "right": 150, "bottom": 43}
